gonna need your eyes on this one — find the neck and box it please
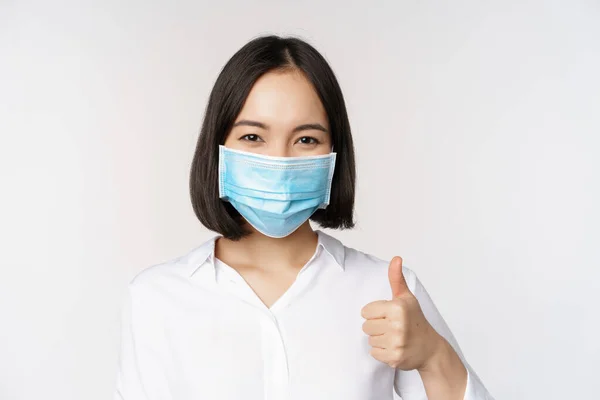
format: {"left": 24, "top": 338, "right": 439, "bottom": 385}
{"left": 215, "top": 222, "right": 319, "bottom": 272}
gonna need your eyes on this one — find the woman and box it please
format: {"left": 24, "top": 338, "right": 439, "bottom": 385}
{"left": 114, "top": 35, "right": 493, "bottom": 400}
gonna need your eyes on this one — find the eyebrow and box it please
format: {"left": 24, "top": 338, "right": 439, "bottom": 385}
{"left": 232, "top": 120, "right": 328, "bottom": 133}
{"left": 293, "top": 123, "right": 328, "bottom": 133}
{"left": 232, "top": 120, "right": 267, "bottom": 129}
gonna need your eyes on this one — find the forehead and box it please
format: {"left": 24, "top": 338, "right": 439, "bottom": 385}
{"left": 235, "top": 69, "right": 328, "bottom": 127}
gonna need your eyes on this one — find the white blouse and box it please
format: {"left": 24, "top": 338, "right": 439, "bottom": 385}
{"left": 114, "top": 230, "right": 493, "bottom": 400}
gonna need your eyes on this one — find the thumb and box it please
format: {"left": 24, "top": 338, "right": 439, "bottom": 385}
{"left": 388, "top": 256, "right": 409, "bottom": 298}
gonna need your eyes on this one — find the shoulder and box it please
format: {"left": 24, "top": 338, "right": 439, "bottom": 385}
{"left": 125, "top": 238, "right": 215, "bottom": 298}
{"left": 121, "top": 257, "right": 184, "bottom": 314}
{"left": 340, "top": 240, "right": 419, "bottom": 295}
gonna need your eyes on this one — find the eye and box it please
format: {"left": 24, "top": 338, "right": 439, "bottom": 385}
{"left": 296, "top": 136, "right": 320, "bottom": 145}
{"left": 240, "top": 134, "right": 263, "bottom": 142}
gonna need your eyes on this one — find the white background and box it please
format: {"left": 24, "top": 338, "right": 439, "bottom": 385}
{"left": 1, "top": 1, "right": 599, "bottom": 399}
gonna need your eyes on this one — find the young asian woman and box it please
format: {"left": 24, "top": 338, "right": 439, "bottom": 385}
{"left": 114, "top": 35, "right": 494, "bottom": 400}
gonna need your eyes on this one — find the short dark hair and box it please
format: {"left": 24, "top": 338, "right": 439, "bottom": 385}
{"left": 189, "top": 35, "right": 356, "bottom": 240}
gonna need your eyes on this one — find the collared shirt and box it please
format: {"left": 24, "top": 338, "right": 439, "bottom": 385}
{"left": 114, "top": 230, "right": 493, "bottom": 400}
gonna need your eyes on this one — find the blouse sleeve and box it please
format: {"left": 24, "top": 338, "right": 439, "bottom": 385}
{"left": 393, "top": 269, "right": 494, "bottom": 400}
{"left": 113, "top": 285, "right": 150, "bottom": 400}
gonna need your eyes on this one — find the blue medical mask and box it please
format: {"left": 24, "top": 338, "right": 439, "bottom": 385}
{"left": 218, "top": 145, "right": 337, "bottom": 238}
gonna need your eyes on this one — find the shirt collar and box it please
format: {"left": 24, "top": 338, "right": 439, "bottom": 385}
{"left": 185, "top": 235, "right": 219, "bottom": 278}
{"left": 185, "top": 229, "right": 346, "bottom": 278}
{"left": 315, "top": 229, "right": 346, "bottom": 270}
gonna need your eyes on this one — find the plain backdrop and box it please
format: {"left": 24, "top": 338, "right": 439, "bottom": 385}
{"left": 1, "top": 0, "right": 599, "bottom": 399}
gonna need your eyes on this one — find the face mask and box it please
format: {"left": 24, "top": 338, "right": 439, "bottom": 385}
{"left": 218, "top": 145, "right": 337, "bottom": 238}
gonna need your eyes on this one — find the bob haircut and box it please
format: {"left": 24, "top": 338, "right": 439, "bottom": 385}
{"left": 189, "top": 35, "right": 356, "bottom": 240}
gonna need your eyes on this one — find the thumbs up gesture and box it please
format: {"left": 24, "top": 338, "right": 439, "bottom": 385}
{"left": 361, "top": 256, "right": 443, "bottom": 371}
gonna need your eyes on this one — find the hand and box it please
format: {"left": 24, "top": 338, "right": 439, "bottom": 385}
{"left": 361, "top": 256, "right": 443, "bottom": 371}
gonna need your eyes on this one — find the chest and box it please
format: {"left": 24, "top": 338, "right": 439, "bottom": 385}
{"left": 235, "top": 268, "right": 298, "bottom": 309}
{"left": 150, "top": 285, "right": 394, "bottom": 400}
